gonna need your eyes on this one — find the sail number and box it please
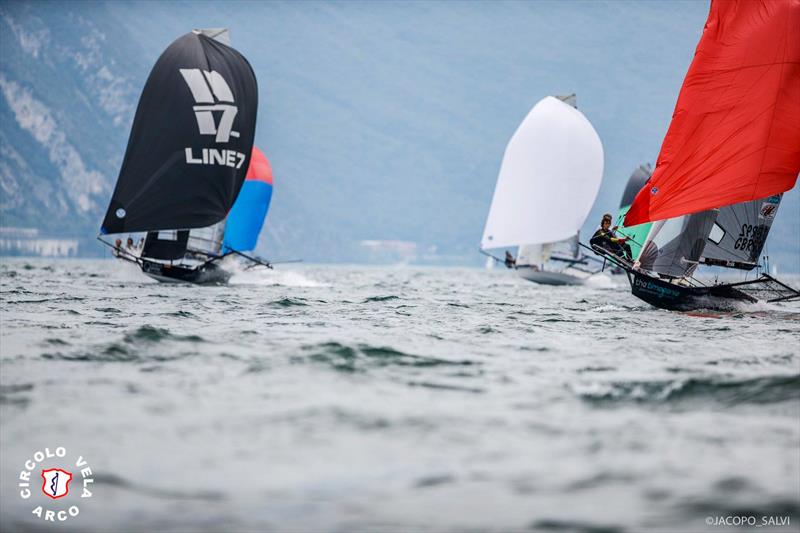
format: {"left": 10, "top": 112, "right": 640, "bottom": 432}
{"left": 733, "top": 224, "right": 767, "bottom": 252}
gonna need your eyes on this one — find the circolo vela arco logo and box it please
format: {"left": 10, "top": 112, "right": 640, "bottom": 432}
{"left": 17, "top": 446, "right": 94, "bottom": 524}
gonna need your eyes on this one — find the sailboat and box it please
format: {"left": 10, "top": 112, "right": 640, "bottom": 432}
{"left": 222, "top": 146, "right": 274, "bottom": 256}
{"left": 481, "top": 94, "right": 605, "bottom": 285}
{"left": 98, "top": 28, "right": 259, "bottom": 284}
{"left": 588, "top": 0, "right": 800, "bottom": 310}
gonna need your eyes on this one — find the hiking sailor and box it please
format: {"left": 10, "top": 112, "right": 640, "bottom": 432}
{"left": 590, "top": 213, "right": 633, "bottom": 262}
{"left": 504, "top": 250, "right": 517, "bottom": 269}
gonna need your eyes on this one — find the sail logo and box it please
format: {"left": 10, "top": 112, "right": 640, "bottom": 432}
{"left": 17, "top": 446, "right": 94, "bottom": 524}
{"left": 41, "top": 469, "right": 72, "bottom": 499}
{"left": 759, "top": 202, "right": 777, "bottom": 219}
{"left": 759, "top": 195, "right": 780, "bottom": 219}
{"left": 180, "top": 68, "right": 239, "bottom": 143}
{"left": 180, "top": 68, "right": 246, "bottom": 169}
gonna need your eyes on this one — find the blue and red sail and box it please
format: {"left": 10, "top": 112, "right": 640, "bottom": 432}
{"left": 222, "top": 146, "right": 273, "bottom": 252}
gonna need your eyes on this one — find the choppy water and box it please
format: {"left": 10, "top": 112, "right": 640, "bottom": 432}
{"left": 1, "top": 258, "right": 799, "bottom": 532}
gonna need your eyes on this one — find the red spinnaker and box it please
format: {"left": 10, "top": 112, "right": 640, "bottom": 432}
{"left": 625, "top": 0, "right": 800, "bottom": 226}
{"left": 245, "top": 146, "right": 273, "bottom": 184}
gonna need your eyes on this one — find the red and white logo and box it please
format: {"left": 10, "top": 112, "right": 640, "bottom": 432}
{"left": 41, "top": 468, "right": 72, "bottom": 500}
{"left": 17, "top": 447, "right": 93, "bottom": 523}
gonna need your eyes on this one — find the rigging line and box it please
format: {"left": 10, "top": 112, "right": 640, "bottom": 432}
{"left": 479, "top": 249, "right": 504, "bottom": 263}
{"left": 96, "top": 236, "right": 143, "bottom": 265}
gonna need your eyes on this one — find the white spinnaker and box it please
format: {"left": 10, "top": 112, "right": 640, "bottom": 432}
{"left": 481, "top": 96, "right": 604, "bottom": 250}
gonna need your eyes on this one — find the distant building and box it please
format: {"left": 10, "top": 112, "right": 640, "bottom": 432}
{"left": 0, "top": 227, "right": 79, "bottom": 257}
{"left": 359, "top": 240, "right": 418, "bottom": 264}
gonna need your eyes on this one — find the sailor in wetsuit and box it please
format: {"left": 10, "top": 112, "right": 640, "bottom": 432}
{"left": 504, "top": 250, "right": 517, "bottom": 269}
{"left": 590, "top": 213, "right": 633, "bottom": 262}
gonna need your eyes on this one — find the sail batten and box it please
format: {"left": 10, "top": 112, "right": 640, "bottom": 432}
{"left": 625, "top": 0, "right": 800, "bottom": 226}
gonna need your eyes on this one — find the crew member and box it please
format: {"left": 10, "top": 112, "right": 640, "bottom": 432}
{"left": 504, "top": 250, "right": 516, "bottom": 268}
{"left": 590, "top": 213, "right": 633, "bottom": 262}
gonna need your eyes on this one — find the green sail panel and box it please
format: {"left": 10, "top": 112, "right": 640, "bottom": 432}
{"left": 615, "top": 164, "right": 652, "bottom": 260}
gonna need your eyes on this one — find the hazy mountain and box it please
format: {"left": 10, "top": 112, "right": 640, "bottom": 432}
{"left": 1, "top": 1, "right": 797, "bottom": 269}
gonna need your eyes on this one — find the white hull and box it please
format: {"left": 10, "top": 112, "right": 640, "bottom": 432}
{"left": 515, "top": 265, "right": 590, "bottom": 286}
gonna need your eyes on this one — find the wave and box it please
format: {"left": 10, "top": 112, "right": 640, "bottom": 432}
{"left": 529, "top": 518, "right": 625, "bottom": 533}
{"left": 362, "top": 295, "right": 400, "bottom": 303}
{"left": 93, "top": 473, "right": 224, "bottom": 501}
{"left": 0, "top": 383, "right": 34, "bottom": 408}
{"left": 296, "top": 341, "right": 476, "bottom": 373}
{"left": 583, "top": 273, "right": 617, "bottom": 290}
{"left": 227, "top": 262, "right": 325, "bottom": 287}
{"left": 269, "top": 297, "right": 309, "bottom": 308}
{"left": 572, "top": 374, "right": 800, "bottom": 406}
{"left": 42, "top": 325, "right": 204, "bottom": 363}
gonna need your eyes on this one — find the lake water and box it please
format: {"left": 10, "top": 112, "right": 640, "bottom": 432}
{"left": 1, "top": 258, "right": 798, "bottom": 532}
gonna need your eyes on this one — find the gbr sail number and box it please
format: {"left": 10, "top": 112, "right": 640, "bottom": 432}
{"left": 185, "top": 148, "right": 246, "bottom": 169}
{"left": 733, "top": 224, "right": 767, "bottom": 252}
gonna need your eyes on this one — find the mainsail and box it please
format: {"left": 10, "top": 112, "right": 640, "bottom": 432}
{"left": 615, "top": 163, "right": 652, "bottom": 259}
{"left": 625, "top": 0, "right": 800, "bottom": 226}
{"left": 100, "top": 30, "right": 258, "bottom": 235}
{"left": 481, "top": 95, "right": 603, "bottom": 250}
{"left": 701, "top": 194, "right": 782, "bottom": 270}
{"left": 518, "top": 234, "right": 579, "bottom": 267}
{"left": 638, "top": 210, "right": 718, "bottom": 279}
{"left": 222, "top": 146, "right": 274, "bottom": 252}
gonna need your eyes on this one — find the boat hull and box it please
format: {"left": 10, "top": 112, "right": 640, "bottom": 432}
{"left": 140, "top": 259, "right": 232, "bottom": 285}
{"left": 630, "top": 271, "right": 755, "bottom": 311}
{"left": 516, "top": 266, "right": 588, "bottom": 286}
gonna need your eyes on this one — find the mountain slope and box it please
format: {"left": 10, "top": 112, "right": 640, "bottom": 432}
{"left": 1, "top": 1, "right": 797, "bottom": 269}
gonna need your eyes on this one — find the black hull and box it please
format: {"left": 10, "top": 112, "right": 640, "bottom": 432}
{"left": 140, "top": 259, "right": 232, "bottom": 285}
{"left": 630, "top": 271, "right": 755, "bottom": 311}
{"left": 580, "top": 241, "right": 799, "bottom": 312}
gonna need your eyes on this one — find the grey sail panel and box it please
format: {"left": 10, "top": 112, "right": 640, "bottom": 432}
{"left": 701, "top": 194, "right": 782, "bottom": 270}
{"left": 638, "top": 210, "right": 718, "bottom": 279}
{"left": 188, "top": 220, "right": 227, "bottom": 256}
{"left": 619, "top": 164, "right": 651, "bottom": 209}
{"left": 550, "top": 233, "right": 580, "bottom": 260}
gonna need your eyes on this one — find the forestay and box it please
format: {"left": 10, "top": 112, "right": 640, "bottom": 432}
{"left": 481, "top": 96, "right": 603, "bottom": 249}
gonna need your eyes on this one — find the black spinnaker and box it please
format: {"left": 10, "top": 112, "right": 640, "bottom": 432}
{"left": 100, "top": 30, "right": 258, "bottom": 235}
